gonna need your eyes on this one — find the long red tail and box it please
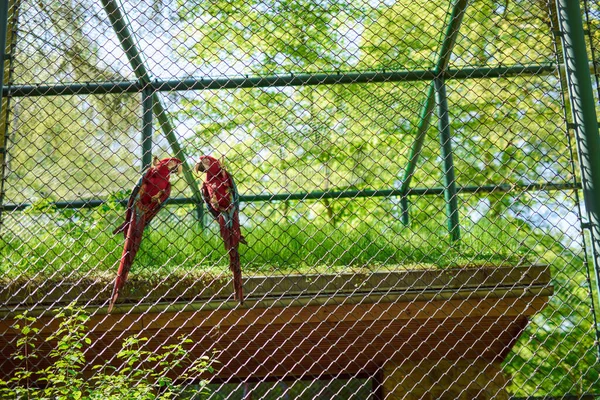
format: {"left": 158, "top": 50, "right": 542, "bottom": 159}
{"left": 219, "top": 214, "right": 244, "bottom": 304}
{"left": 229, "top": 247, "right": 243, "bottom": 304}
{"left": 108, "top": 211, "right": 145, "bottom": 313}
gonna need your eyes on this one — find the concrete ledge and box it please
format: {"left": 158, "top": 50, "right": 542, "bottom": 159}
{"left": 0, "top": 264, "right": 551, "bottom": 313}
{"left": 0, "top": 265, "right": 553, "bottom": 382}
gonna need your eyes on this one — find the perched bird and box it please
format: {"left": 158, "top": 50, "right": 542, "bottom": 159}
{"left": 195, "top": 155, "right": 246, "bottom": 304}
{"left": 108, "top": 156, "right": 183, "bottom": 313}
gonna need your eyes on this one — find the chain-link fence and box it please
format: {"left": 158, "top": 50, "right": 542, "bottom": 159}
{"left": 1, "top": 0, "right": 600, "bottom": 398}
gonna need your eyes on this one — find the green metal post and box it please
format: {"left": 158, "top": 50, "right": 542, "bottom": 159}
{"left": 400, "top": 196, "right": 409, "bottom": 226}
{"left": 0, "top": 0, "right": 12, "bottom": 227}
{"left": 0, "top": 1, "right": 9, "bottom": 111}
{"left": 400, "top": 0, "right": 469, "bottom": 214}
{"left": 556, "top": 0, "right": 600, "bottom": 325}
{"left": 99, "top": 0, "right": 204, "bottom": 223}
{"left": 435, "top": 77, "right": 460, "bottom": 242}
{"left": 141, "top": 89, "right": 153, "bottom": 171}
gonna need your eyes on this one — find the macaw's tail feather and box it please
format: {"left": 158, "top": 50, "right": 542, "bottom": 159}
{"left": 229, "top": 248, "right": 244, "bottom": 305}
{"left": 218, "top": 213, "right": 244, "bottom": 304}
{"left": 108, "top": 211, "right": 145, "bottom": 313}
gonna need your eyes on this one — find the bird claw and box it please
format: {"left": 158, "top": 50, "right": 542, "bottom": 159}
{"left": 151, "top": 190, "right": 165, "bottom": 203}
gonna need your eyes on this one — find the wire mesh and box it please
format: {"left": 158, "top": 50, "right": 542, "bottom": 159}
{"left": 1, "top": 0, "right": 599, "bottom": 399}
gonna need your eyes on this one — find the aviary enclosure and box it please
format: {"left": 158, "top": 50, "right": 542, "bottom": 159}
{"left": 1, "top": 0, "right": 600, "bottom": 398}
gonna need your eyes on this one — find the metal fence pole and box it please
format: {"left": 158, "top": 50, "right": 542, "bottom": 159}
{"left": 435, "top": 77, "right": 460, "bottom": 242}
{"left": 556, "top": 0, "right": 600, "bottom": 313}
{"left": 400, "top": 196, "right": 409, "bottom": 226}
{"left": 0, "top": 1, "right": 9, "bottom": 115}
{"left": 0, "top": 181, "right": 582, "bottom": 212}
{"left": 141, "top": 89, "right": 153, "bottom": 171}
{"left": 0, "top": 0, "right": 13, "bottom": 228}
{"left": 2, "top": 65, "right": 560, "bottom": 97}
{"left": 99, "top": 0, "right": 204, "bottom": 223}
{"left": 400, "top": 0, "right": 469, "bottom": 226}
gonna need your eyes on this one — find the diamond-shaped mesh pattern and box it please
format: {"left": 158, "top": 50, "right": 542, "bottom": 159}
{"left": 1, "top": 0, "right": 599, "bottom": 398}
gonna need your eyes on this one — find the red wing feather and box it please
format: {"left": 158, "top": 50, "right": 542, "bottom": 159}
{"left": 108, "top": 160, "right": 178, "bottom": 312}
{"left": 113, "top": 174, "right": 144, "bottom": 237}
{"left": 201, "top": 161, "right": 245, "bottom": 305}
{"left": 202, "top": 183, "right": 220, "bottom": 220}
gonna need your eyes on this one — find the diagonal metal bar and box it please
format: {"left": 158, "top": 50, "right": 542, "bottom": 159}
{"left": 434, "top": 0, "right": 470, "bottom": 75}
{"left": 99, "top": 0, "right": 203, "bottom": 221}
{"left": 400, "top": 81, "right": 436, "bottom": 196}
{"left": 400, "top": 0, "right": 469, "bottom": 196}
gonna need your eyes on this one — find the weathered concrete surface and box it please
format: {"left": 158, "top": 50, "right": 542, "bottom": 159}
{"left": 383, "top": 360, "right": 510, "bottom": 400}
{"left": 0, "top": 265, "right": 552, "bottom": 386}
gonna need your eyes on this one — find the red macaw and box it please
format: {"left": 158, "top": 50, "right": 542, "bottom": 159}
{"left": 108, "top": 156, "right": 183, "bottom": 313}
{"left": 195, "top": 155, "right": 246, "bottom": 304}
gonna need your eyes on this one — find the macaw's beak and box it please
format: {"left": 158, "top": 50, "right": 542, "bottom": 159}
{"left": 167, "top": 161, "right": 183, "bottom": 175}
{"left": 194, "top": 161, "right": 205, "bottom": 175}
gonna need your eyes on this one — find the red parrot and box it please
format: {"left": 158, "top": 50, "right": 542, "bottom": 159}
{"left": 108, "top": 156, "right": 183, "bottom": 313}
{"left": 195, "top": 155, "right": 246, "bottom": 304}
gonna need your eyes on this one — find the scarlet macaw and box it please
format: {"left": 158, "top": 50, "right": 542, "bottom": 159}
{"left": 108, "top": 156, "right": 183, "bottom": 313}
{"left": 195, "top": 155, "right": 246, "bottom": 304}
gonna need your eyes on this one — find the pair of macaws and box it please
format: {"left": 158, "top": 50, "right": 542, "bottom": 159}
{"left": 107, "top": 155, "right": 244, "bottom": 313}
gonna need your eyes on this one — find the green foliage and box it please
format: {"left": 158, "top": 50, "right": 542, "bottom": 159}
{"left": 504, "top": 250, "right": 600, "bottom": 396}
{"left": 179, "top": 0, "right": 361, "bottom": 73}
{"left": 3, "top": 0, "right": 596, "bottom": 397}
{"left": 6, "top": 1, "right": 141, "bottom": 205}
{"left": 172, "top": 0, "right": 569, "bottom": 224}
{"left": 4, "top": 205, "right": 597, "bottom": 396}
{"left": 0, "top": 303, "right": 215, "bottom": 399}
{"left": 24, "top": 197, "right": 57, "bottom": 215}
{"left": 1, "top": 202, "right": 533, "bottom": 280}
{"left": 0, "top": 312, "right": 39, "bottom": 399}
